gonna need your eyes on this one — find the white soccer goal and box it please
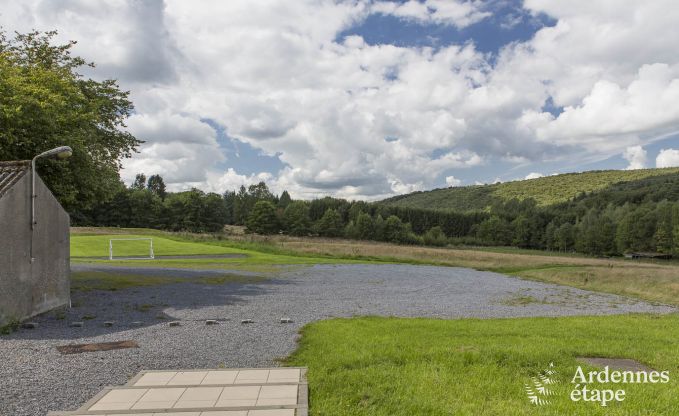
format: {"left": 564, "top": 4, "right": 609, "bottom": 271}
{"left": 109, "top": 238, "right": 155, "bottom": 260}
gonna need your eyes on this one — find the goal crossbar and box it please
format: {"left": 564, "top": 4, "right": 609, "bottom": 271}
{"left": 108, "top": 238, "right": 155, "bottom": 260}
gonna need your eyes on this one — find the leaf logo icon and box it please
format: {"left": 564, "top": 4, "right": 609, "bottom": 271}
{"left": 525, "top": 363, "right": 561, "bottom": 405}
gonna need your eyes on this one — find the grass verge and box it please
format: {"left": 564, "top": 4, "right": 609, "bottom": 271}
{"left": 285, "top": 315, "right": 679, "bottom": 415}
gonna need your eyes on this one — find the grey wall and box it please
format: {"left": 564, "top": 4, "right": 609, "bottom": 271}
{"left": 0, "top": 172, "right": 70, "bottom": 325}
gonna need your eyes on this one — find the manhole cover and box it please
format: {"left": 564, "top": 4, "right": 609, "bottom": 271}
{"left": 57, "top": 340, "right": 139, "bottom": 354}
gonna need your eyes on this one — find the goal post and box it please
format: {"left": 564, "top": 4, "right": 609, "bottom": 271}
{"left": 108, "top": 238, "right": 155, "bottom": 260}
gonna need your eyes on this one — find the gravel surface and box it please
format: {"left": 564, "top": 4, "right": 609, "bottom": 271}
{"left": 1, "top": 263, "right": 674, "bottom": 415}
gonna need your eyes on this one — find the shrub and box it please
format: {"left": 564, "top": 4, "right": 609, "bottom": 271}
{"left": 423, "top": 226, "right": 448, "bottom": 246}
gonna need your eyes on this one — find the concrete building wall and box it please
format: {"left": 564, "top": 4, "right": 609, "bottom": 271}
{"left": 0, "top": 172, "right": 70, "bottom": 325}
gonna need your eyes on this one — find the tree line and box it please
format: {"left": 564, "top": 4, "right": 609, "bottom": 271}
{"left": 77, "top": 172, "right": 679, "bottom": 257}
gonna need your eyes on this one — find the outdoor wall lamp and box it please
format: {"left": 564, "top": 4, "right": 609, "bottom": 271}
{"left": 30, "top": 146, "right": 72, "bottom": 262}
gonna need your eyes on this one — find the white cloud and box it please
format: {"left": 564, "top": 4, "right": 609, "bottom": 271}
{"left": 622, "top": 145, "right": 647, "bottom": 170}
{"left": 122, "top": 112, "right": 223, "bottom": 187}
{"left": 2, "top": 0, "right": 679, "bottom": 199}
{"left": 524, "top": 172, "right": 544, "bottom": 179}
{"left": 445, "top": 176, "right": 462, "bottom": 186}
{"left": 656, "top": 148, "right": 679, "bottom": 168}
{"left": 372, "top": 0, "right": 490, "bottom": 28}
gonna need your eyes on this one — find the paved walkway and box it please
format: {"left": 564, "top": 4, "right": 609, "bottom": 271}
{"left": 48, "top": 368, "right": 308, "bottom": 416}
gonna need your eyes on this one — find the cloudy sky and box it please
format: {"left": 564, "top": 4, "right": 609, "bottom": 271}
{"left": 2, "top": 0, "right": 679, "bottom": 199}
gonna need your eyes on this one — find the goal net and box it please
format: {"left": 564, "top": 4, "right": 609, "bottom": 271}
{"left": 109, "top": 238, "right": 155, "bottom": 260}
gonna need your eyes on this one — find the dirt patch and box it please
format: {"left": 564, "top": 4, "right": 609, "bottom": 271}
{"left": 577, "top": 357, "right": 656, "bottom": 372}
{"left": 56, "top": 340, "right": 139, "bottom": 355}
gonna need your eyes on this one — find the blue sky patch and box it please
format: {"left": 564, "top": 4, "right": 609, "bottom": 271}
{"left": 338, "top": 0, "right": 556, "bottom": 56}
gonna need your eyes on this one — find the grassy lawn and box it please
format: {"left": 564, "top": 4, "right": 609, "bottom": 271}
{"left": 286, "top": 315, "right": 679, "bottom": 415}
{"left": 72, "top": 233, "right": 246, "bottom": 258}
{"left": 70, "top": 231, "right": 368, "bottom": 272}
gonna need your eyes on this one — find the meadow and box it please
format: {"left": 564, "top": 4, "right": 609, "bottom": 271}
{"left": 71, "top": 228, "right": 679, "bottom": 306}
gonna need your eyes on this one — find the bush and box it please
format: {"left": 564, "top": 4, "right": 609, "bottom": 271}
{"left": 423, "top": 226, "right": 447, "bottom": 246}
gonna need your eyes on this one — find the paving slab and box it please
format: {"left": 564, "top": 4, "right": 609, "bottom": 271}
{"left": 48, "top": 368, "right": 307, "bottom": 416}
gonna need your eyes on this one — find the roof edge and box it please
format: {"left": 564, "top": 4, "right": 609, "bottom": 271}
{"left": 0, "top": 160, "right": 31, "bottom": 167}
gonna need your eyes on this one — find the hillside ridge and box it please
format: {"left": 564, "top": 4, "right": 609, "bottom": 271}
{"left": 380, "top": 167, "right": 679, "bottom": 212}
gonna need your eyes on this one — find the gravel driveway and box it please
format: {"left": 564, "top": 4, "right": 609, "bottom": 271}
{"left": 0, "top": 263, "right": 674, "bottom": 415}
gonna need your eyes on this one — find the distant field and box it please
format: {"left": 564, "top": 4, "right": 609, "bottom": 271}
{"left": 381, "top": 167, "right": 679, "bottom": 211}
{"left": 272, "top": 238, "right": 679, "bottom": 306}
{"left": 70, "top": 228, "right": 366, "bottom": 272}
{"left": 70, "top": 228, "right": 679, "bottom": 306}
{"left": 71, "top": 234, "right": 240, "bottom": 258}
{"left": 287, "top": 315, "right": 679, "bottom": 415}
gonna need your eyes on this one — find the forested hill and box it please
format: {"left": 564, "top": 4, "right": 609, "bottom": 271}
{"left": 380, "top": 167, "right": 679, "bottom": 212}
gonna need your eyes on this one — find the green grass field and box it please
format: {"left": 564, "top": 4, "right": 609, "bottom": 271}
{"left": 70, "top": 231, "right": 368, "bottom": 272}
{"left": 286, "top": 315, "right": 679, "bottom": 415}
{"left": 72, "top": 233, "right": 243, "bottom": 258}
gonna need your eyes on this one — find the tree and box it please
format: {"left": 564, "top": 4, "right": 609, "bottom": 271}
{"left": 132, "top": 173, "right": 147, "bottom": 190}
{"left": 555, "top": 222, "right": 575, "bottom": 252}
{"left": 147, "top": 174, "right": 167, "bottom": 200}
{"left": 383, "top": 215, "right": 407, "bottom": 243}
{"left": 544, "top": 221, "right": 557, "bottom": 250}
{"left": 314, "top": 209, "right": 343, "bottom": 237}
{"left": 127, "top": 189, "right": 162, "bottom": 228}
{"left": 373, "top": 214, "right": 386, "bottom": 241}
{"left": 278, "top": 190, "right": 292, "bottom": 209}
{"left": 654, "top": 200, "right": 674, "bottom": 253}
{"left": 223, "top": 190, "right": 236, "bottom": 225}
{"left": 476, "top": 216, "right": 512, "bottom": 245}
{"left": 246, "top": 201, "right": 280, "bottom": 234}
{"left": 283, "top": 201, "right": 311, "bottom": 236}
{"left": 0, "top": 30, "right": 141, "bottom": 214}
{"left": 355, "top": 212, "right": 374, "bottom": 239}
{"left": 512, "top": 215, "right": 532, "bottom": 248}
{"left": 248, "top": 181, "right": 275, "bottom": 201}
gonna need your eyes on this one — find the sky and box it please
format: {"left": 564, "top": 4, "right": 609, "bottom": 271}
{"left": 2, "top": 0, "right": 679, "bottom": 199}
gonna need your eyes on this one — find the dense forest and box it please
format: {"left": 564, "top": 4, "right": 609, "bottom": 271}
{"left": 77, "top": 170, "right": 679, "bottom": 257}
{"left": 381, "top": 167, "right": 679, "bottom": 211}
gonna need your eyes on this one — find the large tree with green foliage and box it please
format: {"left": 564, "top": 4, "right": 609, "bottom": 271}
{"left": 0, "top": 30, "right": 140, "bottom": 214}
{"left": 246, "top": 201, "right": 280, "bottom": 234}
{"left": 147, "top": 174, "right": 167, "bottom": 200}
{"left": 283, "top": 201, "right": 311, "bottom": 236}
{"left": 314, "top": 208, "right": 343, "bottom": 237}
